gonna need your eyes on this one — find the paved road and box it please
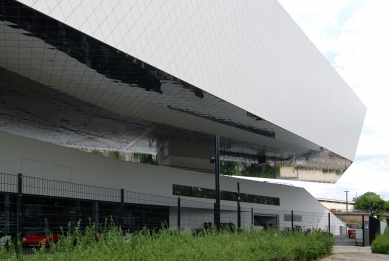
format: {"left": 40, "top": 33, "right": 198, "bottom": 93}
{"left": 324, "top": 253, "right": 389, "bottom": 260}
{"left": 330, "top": 236, "right": 389, "bottom": 260}
{"left": 333, "top": 235, "right": 356, "bottom": 246}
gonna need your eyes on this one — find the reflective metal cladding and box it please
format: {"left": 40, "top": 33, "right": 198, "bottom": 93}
{"left": 0, "top": 0, "right": 352, "bottom": 183}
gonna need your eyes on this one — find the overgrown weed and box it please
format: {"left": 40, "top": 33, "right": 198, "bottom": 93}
{"left": 0, "top": 221, "right": 334, "bottom": 261}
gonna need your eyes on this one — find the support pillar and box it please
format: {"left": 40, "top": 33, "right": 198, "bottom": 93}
{"left": 214, "top": 135, "right": 220, "bottom": 229}
{"left": 17, "top": 173, "right": 22, "bottom": 238}
{"left": 291, "top": 210, "right": 294, "bottom": 232}
{"left": 237, "top": 182, "right": 241, "bottom": 230}
{"left": 328, "top": 212, "right": 331, "bottom": 234}
{"left": 121, "top": 189, "right": 124, "bottom": 230}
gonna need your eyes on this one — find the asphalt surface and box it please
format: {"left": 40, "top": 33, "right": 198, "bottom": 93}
{"left": 333, "top": 235, "right": 357, "bottom": 246}
{"left": 330, "top": 235, "right": 389, "bottom": 260}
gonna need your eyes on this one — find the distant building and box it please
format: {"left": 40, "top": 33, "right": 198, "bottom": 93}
{"left": 317, "top": 198, "right": 356, "bottom": 212}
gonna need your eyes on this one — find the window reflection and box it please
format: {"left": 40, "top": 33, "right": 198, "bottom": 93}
{"left": 1, "top": 0, "right": 163, "bottom": 94}
{"left": 173, "top": 184, "right": 279, "bottom": 206}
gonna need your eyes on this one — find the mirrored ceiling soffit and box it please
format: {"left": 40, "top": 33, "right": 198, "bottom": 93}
{"left": 0, "top": 0, "right": 351, "bottom": 183}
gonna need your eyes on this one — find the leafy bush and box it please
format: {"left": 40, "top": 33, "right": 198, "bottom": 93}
{"left": 0, "top": 222, "right": 334, "bottom": 261}
{"left": 371, "top": 229, "right": 389, "bottom": 254}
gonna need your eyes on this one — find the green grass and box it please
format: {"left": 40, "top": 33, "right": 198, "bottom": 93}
{"left": 371, "top": 228, "right": 389, "bottom": 255}
{"left": 0, "top": 222, "right": 334, "bottom": 261}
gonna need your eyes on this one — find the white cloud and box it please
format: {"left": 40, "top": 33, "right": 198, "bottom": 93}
{"left": 278, "top": 0, "right": 389, "bottom": 200}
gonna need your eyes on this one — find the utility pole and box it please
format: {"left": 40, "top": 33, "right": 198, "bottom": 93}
{"left": 344, "top": 191, "right": 349, "bottom": 212}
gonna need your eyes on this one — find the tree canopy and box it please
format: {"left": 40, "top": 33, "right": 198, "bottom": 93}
{"left": 353, "top": 192, "right": 389, "bottom": 213}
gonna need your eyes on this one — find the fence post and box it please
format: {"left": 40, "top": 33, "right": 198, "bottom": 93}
{"left": 328, "top": 212, "right": 331, "bottom": 234}
{"left": 291, "top": 210, "right": 294, "bottom": 232}
{"left": 4, "top": 194, "right": 10, "bottom": 234}
{"left": 362, "top": 215, "right": 365, "bottom": 246}
{"left": 251, "top": 208, "right": 254, "bottom": 226}
{"left": 177, "top": 197, "right": 181, "bottom": 229}
{"left": 93, "top": 201, "right": 99, "bottom": 231}
{"left": 17, "top": 173, "right": 22, "bottom": 239}
{"left": 121, "top": 189, "right": 124, "bottom": 230}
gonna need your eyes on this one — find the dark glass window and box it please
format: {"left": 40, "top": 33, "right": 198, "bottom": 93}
{"left": 173, "top": 184, "right": 280, "bottom": 206}
{"left": 284, "top": 214, "right": 302, "bottom": 222}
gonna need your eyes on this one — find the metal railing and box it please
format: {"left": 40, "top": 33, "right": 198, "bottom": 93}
{"left": 0, "top": 172, "right": 340, "bottom": 241}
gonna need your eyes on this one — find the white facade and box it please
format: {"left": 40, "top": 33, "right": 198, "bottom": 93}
{"left": 0, "top": 130, "right": 345, "bottom": 234}
{"left": 16, "top": 0, "right": 366, "bottom": 161}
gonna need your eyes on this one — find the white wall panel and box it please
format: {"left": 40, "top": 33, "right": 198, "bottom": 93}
{"left": 52, "top": 164, "right": 72, "bottom": 183}
{"left": 0, "top": 131, "right": 342, "bottom": 216}
{"left": 1, "top": 131, "right": 345, "bottom": 233}
{"left": 21, "top": 158, "right": 44, "bottom": 178}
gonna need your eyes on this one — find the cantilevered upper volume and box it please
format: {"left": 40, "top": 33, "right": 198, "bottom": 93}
{"left": 0, "top": 0, "right": 366, "bottom": 183}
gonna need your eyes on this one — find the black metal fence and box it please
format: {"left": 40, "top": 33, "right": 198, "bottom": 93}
{"left": 0, "top": 172, "right": 340, "bottom": 245}
{"left": 369, "top": 216, "right": 380, "bottom": 245}
{"left": 1, "top": 172, "right": 250, "bottom": 238}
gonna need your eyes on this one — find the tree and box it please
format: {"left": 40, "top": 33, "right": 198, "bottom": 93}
{"left": 353, "top": 192, "right": 387, "bottom": 215}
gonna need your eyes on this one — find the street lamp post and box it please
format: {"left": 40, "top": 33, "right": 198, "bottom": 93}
{"left": 344, "top": 191, "right": 349, "bottom": 212}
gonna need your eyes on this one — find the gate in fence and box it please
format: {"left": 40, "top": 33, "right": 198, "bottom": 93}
{"left": 369, "top": 216, "right": 380, "bottom": 245}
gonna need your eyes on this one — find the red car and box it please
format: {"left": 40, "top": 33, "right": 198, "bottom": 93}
{"left": 22, "top": 231, "right": 59, "bottom": 247}
{"left": 347, "top": 223, "right": 362, "bottom": 238}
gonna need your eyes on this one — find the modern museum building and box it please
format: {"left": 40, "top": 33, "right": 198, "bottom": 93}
{"left": 0, "top": 0, "right": 366, "bottom": 237}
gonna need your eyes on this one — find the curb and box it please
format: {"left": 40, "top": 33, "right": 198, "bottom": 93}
{"left": 332, "top": 246, "right": 372, "bottom": 254}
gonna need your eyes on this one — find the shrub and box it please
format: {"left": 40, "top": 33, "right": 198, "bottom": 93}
{"left": 371, "top": 229, "right": 389, "bottom": 255}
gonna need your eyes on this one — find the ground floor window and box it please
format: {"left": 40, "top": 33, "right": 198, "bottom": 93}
{"left": 0, "top": 192, "right": 169, "bottom": 238}
{"left": 173, "top": 184, "right": 280, "bottom": 206}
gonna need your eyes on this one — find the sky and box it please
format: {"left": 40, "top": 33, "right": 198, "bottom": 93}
{"left": 276, "top": 0, "right": 389, "bottom": 201}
